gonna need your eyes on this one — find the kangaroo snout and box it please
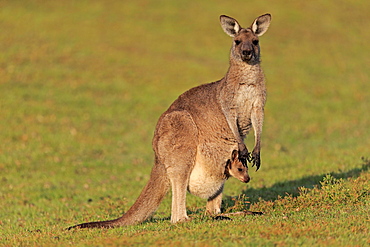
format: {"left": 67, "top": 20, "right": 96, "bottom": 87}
{"left": 242, "top": 49, "right": 252, "bottom": 56}
{"left": 243, "top": 175, "right": 250, "bottom": 183}
{"left": 242, "top": 49, "right": 253, "bottom": 60}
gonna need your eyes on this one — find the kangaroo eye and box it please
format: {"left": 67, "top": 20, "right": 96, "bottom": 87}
{"left": 252, "top": 40, "right": 259, "bottom": 45}
{"left": 234, "top": 40, "right": 241, "bottom": 45}
{"left": 238, "top": 168, "right": 243, "bottom": 172}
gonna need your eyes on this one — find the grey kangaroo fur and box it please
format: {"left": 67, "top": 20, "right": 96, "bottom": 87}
{"left": 68, "top": 13, "right": 271, "bottom": 229}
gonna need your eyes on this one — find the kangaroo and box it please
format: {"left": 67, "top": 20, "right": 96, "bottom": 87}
{"left": 68, "top": 13, "right": 271, "bottom": 229}
{"left": 225, "top": 150, "right": 250, "bottom": 183}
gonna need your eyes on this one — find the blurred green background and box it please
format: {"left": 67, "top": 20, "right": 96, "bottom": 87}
{"left": 0, "top": 0, "right": 369, "bottom": 245}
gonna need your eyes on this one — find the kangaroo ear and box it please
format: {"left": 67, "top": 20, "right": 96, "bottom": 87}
{"left": 226, "top": 159, "right": 231, "bottom": 169}
{"left": 231, "top": 150, "right": 238, "bottom": 161}
{"left": 251, "top": 13, "right": 271, "bottom": 36}
{"left": 225, "top": 160, "right": 232, "bottom": 173}
{"left": 220, "top": 15, "right": 241, "bottom": 37}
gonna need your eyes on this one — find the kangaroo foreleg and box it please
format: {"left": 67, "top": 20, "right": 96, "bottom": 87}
{"left": 251, "top": 105, "right": 264, "bottom": 170}
{"left": 220, "top": 101, "right": 250, "bottom": 161}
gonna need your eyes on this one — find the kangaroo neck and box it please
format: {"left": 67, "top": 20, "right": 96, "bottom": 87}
{"left": 224, "top": 59, "right": 262, "bottom": 85}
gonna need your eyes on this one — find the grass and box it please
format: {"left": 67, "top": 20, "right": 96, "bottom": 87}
{"left": 0, "top": 0, "right": 369, "bottom": 246}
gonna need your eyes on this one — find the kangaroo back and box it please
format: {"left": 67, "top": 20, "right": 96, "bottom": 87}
{"left": 67, "top": 160, "right": 170, "bottom": 229}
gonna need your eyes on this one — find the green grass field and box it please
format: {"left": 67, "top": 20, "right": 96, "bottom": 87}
{"left": 1, "top": 0, "right": 369, "bottom": 246}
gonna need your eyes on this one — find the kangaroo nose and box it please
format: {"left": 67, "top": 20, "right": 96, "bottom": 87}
{"left": 242, "top": 50, "right": 252, "bottom": 56}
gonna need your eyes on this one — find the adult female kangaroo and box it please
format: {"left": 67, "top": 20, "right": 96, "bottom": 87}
{"left": 68, "top": 13, "right": 271, "bottom": 229}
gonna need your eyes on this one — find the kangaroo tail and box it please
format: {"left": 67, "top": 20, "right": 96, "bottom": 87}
{"left": 67, "top": 160, "right": 169, "bottom": 229}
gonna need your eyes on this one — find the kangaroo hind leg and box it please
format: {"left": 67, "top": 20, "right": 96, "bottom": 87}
{"left": 155, "top": 110, "right": 198, "bottom": 223}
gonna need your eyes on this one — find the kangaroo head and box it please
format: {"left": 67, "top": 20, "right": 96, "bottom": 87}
{"left": 225, "top": 150, "right": 250, "bottom": 183}
{"left": 220, "top": 14, "right": 271, "bottom": 65}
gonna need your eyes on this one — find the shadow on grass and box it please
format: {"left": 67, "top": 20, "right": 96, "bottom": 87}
{"left": 238, "top": 157, "right": 370, "bottom": 206}
{"left": 144, "top": 159, "right": 370, "bottom": 223}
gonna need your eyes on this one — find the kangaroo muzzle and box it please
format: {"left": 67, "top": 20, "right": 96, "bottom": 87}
{"left": 242, "top": 49, "right": 253, "bottom": 61}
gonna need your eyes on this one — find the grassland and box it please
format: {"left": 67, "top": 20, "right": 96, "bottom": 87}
{"left": 0, "top": 0, "right": 369, "bottom": 246}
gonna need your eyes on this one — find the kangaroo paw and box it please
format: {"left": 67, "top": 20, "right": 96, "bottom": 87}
{"left": 251, "top": 151, "right": 260, "bottom": 171}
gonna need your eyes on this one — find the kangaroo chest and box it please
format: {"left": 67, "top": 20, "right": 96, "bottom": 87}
{"left": 235, "top": 82, "right": 266, "bottom": 136}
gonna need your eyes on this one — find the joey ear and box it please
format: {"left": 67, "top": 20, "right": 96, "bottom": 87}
{"left": 226, "top": 159, "right": 231, "bottom": 167}
{"left": 231, "top": 150, "right": 238, "bottom": 161}
{"left": 251, "top": 13, "right": 271, "bottom": 36}
{"left": 220, "top": 15, "right": 241, "bottom": 37}
{"left": 225, "top": 159, "right": 232, "bottom": 171}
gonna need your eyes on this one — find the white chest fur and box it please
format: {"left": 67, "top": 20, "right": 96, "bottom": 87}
{"left": 188, "top": 157, "right": 225, "bottom": 199}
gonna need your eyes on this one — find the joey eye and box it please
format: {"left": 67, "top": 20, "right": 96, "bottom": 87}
{"left": 238, "top": 168, "right": 243, "bottom": 172}
{"left": 252, "top": 40, "right": 259, "bottom": 45}
{"left": 234, "top": 40, "right": 241, "bottom": 45}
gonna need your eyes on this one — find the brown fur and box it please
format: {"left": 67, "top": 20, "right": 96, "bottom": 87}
{"left": 225, "top": 150, "right": 250, "bottom": 183}
{"left": 67, "top": 13, "right": 271, "bottom": 229}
